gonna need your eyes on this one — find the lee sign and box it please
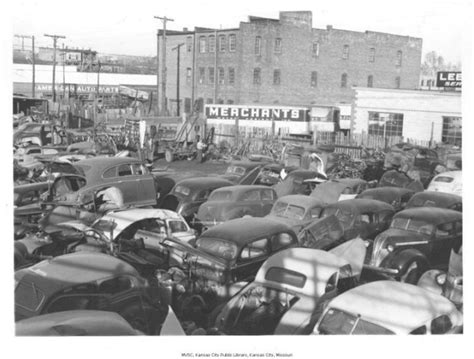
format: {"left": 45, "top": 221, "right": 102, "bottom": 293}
{"left": 436, "top": 72, "right": 462, "bottom": 88}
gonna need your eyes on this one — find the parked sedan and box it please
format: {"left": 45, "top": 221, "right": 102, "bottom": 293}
{"left": 214, "top": 239, "right": 366, "bottom": 335}
{"left": 356, "top": 187, "right": 415, "bottom": 212}
{"left": 195, "top": 185, "right": 277, "bottom": 229}
{"left": 427, "top": 171, "right": 462, "bottom": 196}
{"left": 161, "top": 177, "right": 234, "bottom": 223}
{"left": 14, "top": 252, "right": 167, "bottom": 334}
{"left": 319, "top": 199, "right": 395, "bottom": 240}
{"left": 313, "top": 281, "right": 463, "bottom": 334}
{"left": 405, "top": 191, "right": 462, "bottom": 212}
{"left": 365, "top": 207, "right": 462, "bottom": 283}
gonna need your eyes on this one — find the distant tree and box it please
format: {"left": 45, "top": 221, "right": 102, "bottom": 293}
{"left": 421, "top": 51, "right": 461, "bottom": 75}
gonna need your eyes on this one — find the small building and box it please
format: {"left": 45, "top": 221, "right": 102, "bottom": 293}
{"left": 352, "top": 87, "right": 462, "bottom": 146}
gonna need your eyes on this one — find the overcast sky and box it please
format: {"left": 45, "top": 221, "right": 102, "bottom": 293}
{"left": 10, "top": 0, "right": 472, "bottom": 64}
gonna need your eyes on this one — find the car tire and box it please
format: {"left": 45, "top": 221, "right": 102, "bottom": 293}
{"left": 400, "top": 261, "right": 422, "bottom": 284}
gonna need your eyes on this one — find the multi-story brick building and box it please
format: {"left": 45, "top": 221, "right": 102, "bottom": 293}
{"left": 159, "top": 11, "right": 423, "bottom": 116}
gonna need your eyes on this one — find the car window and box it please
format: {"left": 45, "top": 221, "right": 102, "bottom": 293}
{"left": 309, "top": 207, "right": 322, "bottom": 218}
{"left": 436, "top": 222, "right": 456, "bottom": 237}
{"left": 132, "top": 163, "right": 148, "bottom": 175}
{"left": 240, "top": 238, "right": 268, "bottom": 260}
{"left": 15, "top": 281, "right": 46, "bottom": 312}
{"left": 359, "top": 213, "right": 371, "bottom": 224}
{"left": 103, "top": 166, "right": 117, "bottom": 179}
{"left": 70, "top": 177, "right": 86, "bottom": 192}
{"left": 46, "top": 295, "right": 100, "bottom": 314}
{"left": 208, "top": 190, "right": 233, "bottom": 201}
{"left": 271, "top": 232, "right": 294, "bottom": 251}
{"left": 325, "top": 272, "right": 338, "bottom": 293}
{"left": 195, "top": 189, "right": 213, "bottom": 201}
{"left": 241, "top": 190, "right": 261, "bottom": 202}
{"left": 118, "top": 164, "right": 133, "bottom": 177}
{"left": 409, "top": 326, "right": 427, "bottom": 335}
{"left": 431, "top": 315, "right": 453, "bottom": 334}
{"left": 261, "top": 189, "right": 275, "bottom": 201}
{"left": 168, "top": 220, "right": 188, "bottom": 233}
{"left": 98, "top": 276, "right": 134, "bottom": 295}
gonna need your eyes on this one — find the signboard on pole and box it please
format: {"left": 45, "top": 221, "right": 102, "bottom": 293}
{"left": 436, "top": 72, "right": 462, "bottom": 88}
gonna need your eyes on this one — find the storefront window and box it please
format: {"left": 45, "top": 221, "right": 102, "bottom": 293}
{"left": 368, "top": 112, "right": 404, "bottom": 137}
{"left": 442, "top": 116, "right": 462, "bottom": 146}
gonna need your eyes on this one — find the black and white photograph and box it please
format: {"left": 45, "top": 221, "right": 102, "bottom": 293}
{"left": 1, "top": 0, "right": 472, "bottom": 357}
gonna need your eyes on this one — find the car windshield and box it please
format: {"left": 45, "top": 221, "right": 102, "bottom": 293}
{"left": 226, "top": 166, "right": 246, "bottom": 176}
{"left": 174, "top": 185, "right": 191, "bottom": 196}
{"left": 195, "top": 237, "right": 239, "bottom": 260}
{"left": 272, "top": 202, "right": 305, "bottom": 220}
{"left": 168, "top": 220, "right": 188, "bottom": 233}
{"left": 318, "top": 308, "right": 394, "bottom": 335}
{"left": 390, "top": 217, "right": 434, "bottom": 234}
{"left": 209, "top": 190, "right": 233, "bottom": 201}
{"left": 15, "top": 280, "right": 46, "bottom": 312}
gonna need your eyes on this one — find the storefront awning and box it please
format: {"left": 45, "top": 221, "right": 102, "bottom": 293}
{"left": 338, "top": 105, "right": 352, "bottom": 116}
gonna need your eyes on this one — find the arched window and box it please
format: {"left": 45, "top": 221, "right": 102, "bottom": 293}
{"left": 341, "top": 73, "right": 348, "bottom": 88}
{"left": 367, "top": 75, "right": 373, "bottom": 87}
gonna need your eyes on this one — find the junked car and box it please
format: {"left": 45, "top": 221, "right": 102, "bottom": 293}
{"left": 220, "top": 160, "right": 269, "bottom": 184}
{"left": 273, "top": 169, "right": 326, "bottom": 198}
{"left": 14, "top": 252, "right": 168, "bottom": 334}
{"left": 319, "top": 199, "right": 395, "bottom": 241}
{"left": 161, "top": 177, "right": 234, "bottom": 223}
{"left": 378, "top": 169, "right": 424, "bottom": 192}
{"left": 364, "top": 207, "right": 462, "bottom": 284}
{"left": 195, "top": 185, "right": 277, "bottom": 230}
{"left": 427, "top": 171, "right": 462, "bottom": 196}
{"left": 405, "top": 191, "right": 462, "bottom": 212}
{"left": 213, "top": 239, "right": 366, "bottom": 335}
{"left": 313, "top": 281, "right": 463, "bottom": 334}
{"left": 356, "top": 187, "right": 415, "bottom": 212}
{"left": 311, "top": 178, "right": 368, "bottom": 204}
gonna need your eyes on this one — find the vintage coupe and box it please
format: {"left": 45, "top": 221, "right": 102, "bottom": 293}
{"left": 14, "top": 252, "right": 167, "bottom": 334}
{"left": 313, "top": 281, "right": 463, "bottom": 335}
{"left": 161, "top": 177, "right": 234, "bottom": 223}
{"left": 213, "top": 239, "right": 366, "bottom": 335}
{"left": 405, "top": 191, "right": 462, "bottom": 212}
{"left": 356, "top": 187, "right": 415, "bottom": 212}
{"left": 311, "top": 178, "right": 368, "bottom": 204}
{"left": 195, "top": 185, "right": 277, "bottom": 229}
{"left": 427, "top": 170, "right": 462, "bottom": 197}
{"left": 319, "top": 199, "right": 395, "bottom": 241}
{"left": 365, "top": 207, "right": 462, "bottom": 283}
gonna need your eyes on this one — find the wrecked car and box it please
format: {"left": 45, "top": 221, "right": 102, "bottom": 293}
{"left": 220, "top": 160, "right": 269, "bottom": 184}
{"left": 195, "top": 185, "right": 277, "bottom": 230}
{"left": 14, "top": 252, "right": 168, "bottom": 335}
{"left": 378, "top": 169, "right": 424, "bottom": 192}
{"left": 405, "top": 191, "right": 462, "bottom": 212}
{"left": 253, "top": 163, "right": 299, "bottom": 186}
{"left": 311, "top": 178, "right": 368, "bottom": 204}
{"left": 313, "top": 281, "right": 463, "bottom": 335}
{"left": 213, "top": 239, "right": 366, "bottom": 335}
{"left": 427, "top": 170, "right": 462, "bottom": 197}
{"left": 161, "top": 177, "right": 234, "bottom": 223}
{"left": 356, "top": 187, "right": 415, "bottom": 212}
{"left": 364, "top": 207, "right": 462, "bottom": 284}
{"left": 273, "top": 169, "right": 326, "bottom": 197}
{"left": 319, "top": 199, "right": 395, "bottom": 241}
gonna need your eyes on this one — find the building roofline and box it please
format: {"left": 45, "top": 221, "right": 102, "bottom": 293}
{"left": 353, "top": 86, "right": 461, "bottom": 96}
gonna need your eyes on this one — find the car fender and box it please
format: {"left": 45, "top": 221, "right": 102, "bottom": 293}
{"left": 383, "top": 248, "right": 429, "bottom": 275}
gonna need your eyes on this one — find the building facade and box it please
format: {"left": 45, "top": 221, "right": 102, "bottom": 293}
{"left": 159, "top": 11, "right": 423, "bottom": 115}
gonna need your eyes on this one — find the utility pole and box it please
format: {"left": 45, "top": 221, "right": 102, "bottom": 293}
{"left": 14, "top": 35, "right": 36, "bottom": 97}
{"left": 156, "top": 29, "right": 160, "bottom": 115}
{"left": 172, "top": 43, "right": 184, "bottom": 116}
{"left": 44, "top": 34, "right": 66, "bottom": 102}
{"left": 154, "top": 16, "right": 174, "bottom": 116}
{"left": 62, "top": 44, "right": 66, "bottom": 99}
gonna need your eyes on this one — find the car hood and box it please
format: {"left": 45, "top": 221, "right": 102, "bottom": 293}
{"left": 265, "top": 215, "right": 303, "bottom": 229}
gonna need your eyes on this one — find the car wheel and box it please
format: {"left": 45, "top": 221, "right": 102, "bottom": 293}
{"left": 165, "top": 149, "right": 174, "bottom": 163}
{"left": 400, "top": 261, "right": 421, "bottom": 284}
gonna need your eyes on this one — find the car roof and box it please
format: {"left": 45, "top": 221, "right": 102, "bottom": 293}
{"left": 407, "top": 191, "right": 462, "bottom": 207}
{"left": 98, "top": 208, "right": 185, "bottom": 240}
{"left": 16, "top": 310, "right": 137, "bottom": 336}
{"left": 334, "top": 178, "right": 367, "bottom": 186}
{"left": 228, "top": 160, "right": 266, "bottom": 168}
{"left": 200, "top": 217, "right": 295, "bottom": 247}
{"left": 275, "top": 195, "right": 326, "bottom": 209}
{"left": 357, "top": 187, "right": 414, "bottom": 199}
{"left": 255, "top": 248, "right": 350, "bottom": 298}
{"left": 175, "top": 177, "right": 234, "bottom": 189}
{"left": 325, "top": 199, "right": 394, "bottom": 213}
{"left": 211, "top": 184, "right": 274, "bottom": 194}
{"left": 76, "top": 156, "right": 142, "bottom": 169}
{"left": 432, "top": 171, "right": 462, "bottom": 180}
{"left": 326, "top": 281, "right": 459, "bottom": 333}
{"left": 395, "top": 207, "right": 462, "bottom": 222}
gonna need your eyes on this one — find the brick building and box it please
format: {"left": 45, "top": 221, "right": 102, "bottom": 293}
{"left": 159, "top": 11, "right": 423, "bottom": 116}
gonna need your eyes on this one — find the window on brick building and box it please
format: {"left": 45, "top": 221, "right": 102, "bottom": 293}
{"left": 369, "top": 48, "right": 375, "bottom": 62}
{"left": 227, "top": 99, "right": 234, "bottom": 104}
{"left": 219, "top": 35, "right": 226, "bottom": 52}
{"left": 186, "top": 68, "right": 192, "bottom": 84}
{"left": 208, "top": 35, "right": 216, "bottom": 53}
{"left": 253, "top": 68, "right": 261, "bottom": 85}
{"left": 186, "top": 36, "right": 193, "bottom": 52}
{"left": 274, "top": 38, "right": 282, "bottom": 53}
{"left": 199, "top": 36, "right": 207, "bottom": 53}
{"left": 342, "top": 45, "right": 350, "bottom": 59}
{"left": 228, "top": 68, "right": 235, "bottom": 85}
{"left": 255, "top": 36, "right": 262, "bottom": 56}
{"left": 367, "top": 75, "right": 373, "bottom": 87}
{"left": 311, "top": 71, "right": 318, "bottom": 87}
{"left": 198, "top": 67, "right": 205, "bottom": 84}
{"left": 273, "top": 69, "right": 281, "bottom": 85}
{"left": 218, "top": 67, "right": 225, "bottom": 84}
{"left": 229, "top": 34, "right": 236, "bottom": 52}
{"left": 208, "top": 67, "right": 215, "bottom": 84}
{"left": 368, "top": 112, "right": 404, "bottom": 137}
{"left": 395, "top": 76, "right": 401, "bottom": 89}
{"left": 312, "top": 42, "right": 320, "bottom": 57}
{"left": 396, "top": 50, "right": 403, "bottom": 66}
{"left": 341, "top": 73, "right": 348, "bottom": 88}
{"left": 442, "top": 116, "right": 462, "bottom": 146}
{"left": 217, "top": 99, "right": 224, "bottom": 104}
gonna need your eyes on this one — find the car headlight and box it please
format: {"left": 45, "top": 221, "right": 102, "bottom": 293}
{"left": 387, "top": 244, "right": 395, "bottom": 252}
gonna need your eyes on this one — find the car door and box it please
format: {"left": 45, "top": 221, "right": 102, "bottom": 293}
{"left": 131, "top": 163, "right": 157, "bottom": 206}
{"left": 109, "top": 164, "right": 138, "bottom": 205}
{"left": 240, "top": 189, "right": 263, "bottom": 216}
{"left": 233, "top": 238, "right": 270, "bottom": 282}
{"left": 260, "top": 189, "right": 276, "bottom": 215}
